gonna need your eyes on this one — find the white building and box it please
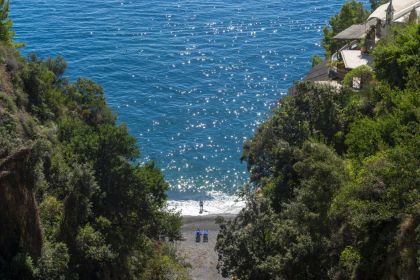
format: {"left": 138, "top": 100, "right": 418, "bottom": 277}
{"left": 332, "top": 0, "right": 420, "bottom": 73}
{"left": 297, "top": 0, "right": 419, "bottom": 91}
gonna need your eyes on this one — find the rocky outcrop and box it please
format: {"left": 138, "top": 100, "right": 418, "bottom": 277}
{"left": 0, "top": 147, "right": 43, "bottom": 262}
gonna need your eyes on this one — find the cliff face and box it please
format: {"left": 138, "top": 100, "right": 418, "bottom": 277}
{"left": 0, "top": 147, "right": 43, "bottom": 263}
{"left": 0, "top": 58, "right": 43, "bottom": 264}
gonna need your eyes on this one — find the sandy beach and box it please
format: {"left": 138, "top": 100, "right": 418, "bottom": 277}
{"left": 176, "top": 215, "right": 236, "bottom": 280}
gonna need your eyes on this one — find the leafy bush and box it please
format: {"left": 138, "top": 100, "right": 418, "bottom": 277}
{"left": 373, "top": 23, "right": 420, "bottom": 90}
{"left": 343, "top": 65, "right": 375, "bottom": 89}
{"left": 35, "top": 242, "right": 69, "bottom": 280}
{"left": 140, "top": 243, "right": 191, "bottom": 280}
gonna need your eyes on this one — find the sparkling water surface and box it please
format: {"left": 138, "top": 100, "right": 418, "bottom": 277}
{"left": 11, "top": 0, "right": 367, "bottom": 202}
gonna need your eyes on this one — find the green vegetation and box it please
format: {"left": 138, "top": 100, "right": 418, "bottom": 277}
{"left": 311, "top": 54, "right": 323, "bottom": 67}
{"left": 0, "top": 1, "right": 13, "bottom": 46}
{"left": 342, "top": 65, "right": 375, "bottom": 89}
{"left": 0, "top": 0, "right": 22, "bottom": 48}
{"left": 373, "top": 23, "right": 420, "bottom": 90}
{"left": 216, "top": 22, "right": 420, "bottom": 280}
{"left": 322, "top": 0, "right": 369, "bottom": 57}
{"left": 369, "top": 0, "right": 388, "bottom": 11}
{"left": 0, "top": 3, "right": 189, "bottom": 279}
{"left": 2, "top": 1, "right": 419, "bottom": 279}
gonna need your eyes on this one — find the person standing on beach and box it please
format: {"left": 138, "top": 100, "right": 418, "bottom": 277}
{"left": 195, "top": 227, "right": 201, "bottom": 242}
{"left": 199, "top": 200, "right": 204, "bottom": 214}
{"left": 203, "top": 229, "right": 208, "bottom": 242}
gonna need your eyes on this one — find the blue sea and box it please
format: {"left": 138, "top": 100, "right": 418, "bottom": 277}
{"left": 11, "top": 0, "right": 368, "bottom": 214}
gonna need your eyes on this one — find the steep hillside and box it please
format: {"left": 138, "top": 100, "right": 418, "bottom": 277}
{"left": 216, "top": 9, "right": 419, "bottom": 280}
{"left": 0, "top": 2, "right": 189, "bottom": 279}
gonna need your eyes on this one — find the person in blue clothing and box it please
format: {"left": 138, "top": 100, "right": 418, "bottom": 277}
{"left": 203, "top": 229, "right": 209, "bottom": 242}
{"left": 195, "top": 227, "right": 201, "bottom": 242}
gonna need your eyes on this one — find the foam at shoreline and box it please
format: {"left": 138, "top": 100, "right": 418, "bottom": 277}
{"left": 167, "top": 191, "right": 245, "bottom": 216}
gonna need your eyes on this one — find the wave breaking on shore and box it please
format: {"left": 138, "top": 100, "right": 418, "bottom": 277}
{"left": 168, "top": 191, "right": 245, "bottom": 216}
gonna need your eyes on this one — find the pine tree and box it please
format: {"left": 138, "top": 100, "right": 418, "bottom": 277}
{"left": 0, "top": 0, "right": 22, "bottom": 47}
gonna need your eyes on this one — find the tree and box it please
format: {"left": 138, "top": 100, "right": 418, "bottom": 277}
{"left": 241, "top": 82, "right": 350, "bottom": 192}
{"left": 216, "top": 195, "right": 278, "bottom": 280}
{"left": 322, "top": 0, "right": 369, "bottom": 57}
{"left": 216, "top": 143, "right": 346, "bottom": 279}
{"left": 373, "top": 23, "right": 420, "bottom": 90}
{"left": 345, "top": 117, "right": 383, "bottom": 159}
{"left": 35, "top": 242, "right": 69, "bottom": 280}
{"left": 0, "top": 0, "right": 22, "bottom": 47}
{"left": 330, "top": 145, "right": 419, "bottom": 279}
{"left": 217, "top": 22, "right": 420, "bottom": 280}
{"left": 369, "top": 0, "right": 387, "bottom": 11}
{"left": 0, "top": 0, "right": 12, "bottom": 45}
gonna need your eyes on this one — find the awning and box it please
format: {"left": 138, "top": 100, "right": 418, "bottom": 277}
{"left": 340, "top": 50, "right": 372, "bottom": 69}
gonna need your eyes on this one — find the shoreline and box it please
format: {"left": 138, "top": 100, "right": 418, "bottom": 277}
{"left": 167, "top": 195, "right": 246, "bottom": 217}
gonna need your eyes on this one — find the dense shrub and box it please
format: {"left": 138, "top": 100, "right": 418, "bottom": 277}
{"left": 216, "top": 22, "right": 420, "bottom": 280}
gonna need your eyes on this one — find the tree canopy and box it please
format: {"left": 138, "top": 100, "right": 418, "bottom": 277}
{"left": 216, "top": 22, "right": 420, "bottom": 280}
{"left": 322, "top": 0, "right": 369, "bottom": 57}
{"left": 369, "top": 0, "right": 388, "bottom": 11}
{"left": 0, "top": 7, "right": 189, "bottom": 280}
